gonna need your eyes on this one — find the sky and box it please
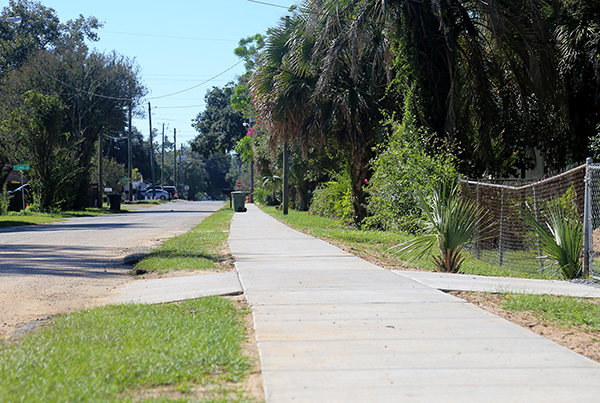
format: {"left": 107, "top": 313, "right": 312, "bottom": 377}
{"left": 42, "top": 0, "right": 297, "bottom": 148}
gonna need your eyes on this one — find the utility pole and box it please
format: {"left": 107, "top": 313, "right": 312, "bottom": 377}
{"left": 98, "top": 134, "right": 103, "bottom": 208}
{"left": 148, "top": 102, "right": 156, "bottom": 199}
{"left": 128, "top": 102, "right": 133, "bottom": 201}
{"left": 161, "top": 123, "right": 165, "bottom": 186}
{"left": 283, "top": 137, "right": 289, "bottom": 215}
{"left": 173, "top": 128, "right": 177, "bottom": 188}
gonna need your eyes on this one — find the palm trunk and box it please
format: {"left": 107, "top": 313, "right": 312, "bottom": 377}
{"left": 348, "top": 143, "right": 372, "bottom": 226}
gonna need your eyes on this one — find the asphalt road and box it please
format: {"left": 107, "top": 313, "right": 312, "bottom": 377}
{"left": 0, "top": 200, "right": 224, "bottom": 338}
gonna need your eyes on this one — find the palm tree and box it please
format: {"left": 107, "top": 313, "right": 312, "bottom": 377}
{"left": 310, "top": 0, "right": 562, "bottom": 176}
{"left": 251, "top": 13, "right": 319, "bottom": 215}
{"left": 253, "top": 2, "right": 397, "bottom": 224}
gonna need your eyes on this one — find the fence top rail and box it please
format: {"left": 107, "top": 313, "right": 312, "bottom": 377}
{"left": 460, "top": 164, "right": 585, "bottom": 191}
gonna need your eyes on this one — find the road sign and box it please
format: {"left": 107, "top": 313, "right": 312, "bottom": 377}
{"left": 14, "top": 164, "right": 30, "bottom": 170}
{"left": 121, "top": 176, "right": 128, "bottom": 181}
{"left": 237, "top": 182, "right": 242, "bottom": 188}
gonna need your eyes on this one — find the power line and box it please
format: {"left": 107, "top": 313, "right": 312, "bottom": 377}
{"left": 147, "top": 60, "right": 243, "bottom": 100}
{"left": 155, "top": 104, "right": 205, "bottom": 109}
{"left": 101, "top": 30, "right": 236, "bottom": 42}
{"left": 247, "top": 0, "right": 291, "bottom": 9}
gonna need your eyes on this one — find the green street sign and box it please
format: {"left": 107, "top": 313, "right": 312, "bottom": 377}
{"left": 121, "top": 176, "right": 129, "bottom": 181}
{"left": 14, "top": 164, "right": 30, "bottom": 171}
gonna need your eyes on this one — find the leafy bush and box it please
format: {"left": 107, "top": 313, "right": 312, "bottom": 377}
{"left": 308, "top": 171, "right": 353, "bottom": 222}
{"left": 364, "top": 122, "right": 457, "bottom": 231}
{"left": 522, "top": 190, "right": 583, "bottom": 279}
{"left": 0, "top": 184, "right": 9, "bottom": 215}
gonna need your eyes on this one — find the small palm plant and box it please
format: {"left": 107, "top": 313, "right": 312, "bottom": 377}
{"left": 393, "top": 182, "right": 492, "bottom": 273}
{"left": 522, "top": 202, "right": 583, "bottom": 279}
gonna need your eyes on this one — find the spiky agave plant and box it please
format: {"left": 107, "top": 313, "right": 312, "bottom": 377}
{"left": 522, "top": 203, "right": 583, "bottom": 280}
{"left": 393, "top": 182, "right": 491, "bottom": 273}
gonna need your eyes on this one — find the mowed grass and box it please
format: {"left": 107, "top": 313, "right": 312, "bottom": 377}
{"left": 135, "top": 206, "right": 234, "bottom": 274}
{"left": 261, "top": 206, "right": 558, "bottom": 279}
{"left": 0, "top": 207, "right": 130, "bottom": 228}
{"left": 501, "top": 293, "right": 600, "bottom": 331}
{"left": 0, "top": 297, "right": 257, "bottom": 403}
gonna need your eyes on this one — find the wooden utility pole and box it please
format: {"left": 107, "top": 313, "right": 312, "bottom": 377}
{"left": 161, "top": 123, "right": 165, "bottom": 186}
{"left": 283, "top": 137, "right": 289, "bottom": 215}
{"left": 128, "top": 102, "right": 133, "bottom": 201}
{"left": 98, "top": 134, "right": 103, "bottom": 208}
{"left": 148, "top": 102, "right": 156, "bottom": 199}
{"left": 173, "top": 128, "right": 177, "bottom": 188}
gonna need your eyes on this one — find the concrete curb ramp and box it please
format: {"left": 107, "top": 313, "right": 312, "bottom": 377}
{"left": 107, "top": 272, "right": 242, "bottom": 305}
{"left": 229, "top": 205, "right": 600, "bottom": 403}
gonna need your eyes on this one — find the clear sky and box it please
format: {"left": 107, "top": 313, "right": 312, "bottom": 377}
{"left": 43, "top": 0, "right": 296, "bottom": 148}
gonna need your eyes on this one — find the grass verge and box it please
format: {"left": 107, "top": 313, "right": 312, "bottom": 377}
{"left": 260, "top": 206, "right": 556, "bottom": 279}
{"left": 501, "top": 293, "right": 600, "bottom": 331}
{"left": 0, "top": 297, "right": 259, "bottom": 402}
{"left": 0, "top": 207, "right": 129, "bottom": 228}
{"left": 134, "top": 206, "right": 234, "bottom": 274}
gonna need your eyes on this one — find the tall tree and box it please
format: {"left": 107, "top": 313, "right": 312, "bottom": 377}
{"left": 1, "top": 91, "right": 78, "bottom": 210}
{"left": 252, "top": 4, "right": 396, "bottom": 223}
{"left": 191, "top": 84, "right": 246, "bottom": 158}
{"left": 0, "top": 46, "right": 146, "bottom": 209}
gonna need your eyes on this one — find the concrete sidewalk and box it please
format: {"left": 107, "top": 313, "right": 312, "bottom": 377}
{"left": 395, "top": 270, "right": 600, "bottom": 298}
{"left": 229, "top": 205, "right": 600, "bottom": 403}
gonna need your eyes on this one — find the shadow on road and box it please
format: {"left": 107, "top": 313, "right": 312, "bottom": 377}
{"left": 0, "top": 244, "right": 132, "bottom": 278}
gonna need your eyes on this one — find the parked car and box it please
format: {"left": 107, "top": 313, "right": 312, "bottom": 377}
{"left": 162, "top": 186, "right": 178, "bottom": 200}
{"left": 140, "top": 188, "right": 169, "bottom": 201}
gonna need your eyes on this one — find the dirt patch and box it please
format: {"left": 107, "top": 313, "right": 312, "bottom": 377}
{"left": 450, "top": 291, "right": 600, "bottom": 363}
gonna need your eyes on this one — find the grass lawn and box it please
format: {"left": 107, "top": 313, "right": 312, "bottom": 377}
{"left": 501, "top": 293, "right": 600, "bottom": 331}
{"left": 0, "top": 207, "right": 130, "bottom": 228}
{"left": 0, "top": 297, "right": 259, "bottom": 403}
{"left": 261, "top": 206, "right": 557, "bottom": 279}
{"left": 134, "top": 206, "right": 234, "bottom": 274}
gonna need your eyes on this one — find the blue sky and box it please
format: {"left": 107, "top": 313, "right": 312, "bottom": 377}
{"left": 44, "top": 0, "right": 296, "bottom": 147}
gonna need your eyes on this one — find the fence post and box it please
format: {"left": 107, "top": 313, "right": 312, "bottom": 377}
{"left": 499, "top": 187, "right": 505, "bottom": 266}
{"left": 583, "top": 157, "right": 593, "bottom": 277}
{"left": 532, "top": 184, "right": 544, "bottom": 272}
{"left": 476, "top": 183, "right": 481, "bottom": 259}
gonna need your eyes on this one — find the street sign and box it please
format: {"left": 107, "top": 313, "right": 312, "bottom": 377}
{"left": 14, "top": 164, "right": 30, "bottom": 171}
{"left": 237, "top": 182, "right": 242, "bottom": 188}
{"left": 121, "top": 176, "right": 128, "bottom": 181}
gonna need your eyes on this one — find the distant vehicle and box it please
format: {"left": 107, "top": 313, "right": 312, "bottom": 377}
{"left": 140, "top": 188, "right": 169, "bottom": 201}
{"left": 162, "top": 186, "right": 178, "bottom": 200}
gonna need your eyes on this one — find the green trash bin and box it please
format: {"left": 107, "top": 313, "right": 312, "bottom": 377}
{"left": 232, "top": 191, "right": 247, "bottom": 212}
{"left": 108, "top": 194, "right": 121, "bottom": 211}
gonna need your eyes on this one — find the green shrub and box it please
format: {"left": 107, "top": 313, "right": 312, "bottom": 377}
{"left": 308, "top": 171, "right": 353, "bottom": 221}
{"left": 0, "top": 184, "right": 9, "bottom": 215}
{"left": 364, "top": 121, "right": 457, "bottom": 232}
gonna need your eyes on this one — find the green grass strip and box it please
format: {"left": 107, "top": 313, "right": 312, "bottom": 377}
{"left": 501, "top": 293, "right": 600, "bottom": 331}
{"left": 0, "top": 208, "right": 132, "bottom": 228}
{"left": 135, "top": 206, "right": 234, "bottom": 274}
{"left": 261, "top": 206, "right": 557, "bottom": 279}
{"left": 0, "top": 297, "right": 254, "bottom": 403}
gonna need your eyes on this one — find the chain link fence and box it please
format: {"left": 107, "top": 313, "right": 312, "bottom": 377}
{"left": 460, "top": 162, "right": 600, "bottom": 278}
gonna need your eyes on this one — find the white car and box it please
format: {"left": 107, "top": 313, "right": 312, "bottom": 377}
{"left": 141, "top": 188, "right": 169, "bottom": 201}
